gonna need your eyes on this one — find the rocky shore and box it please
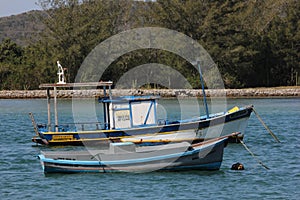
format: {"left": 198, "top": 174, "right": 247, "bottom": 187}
{"left": 0, "top": 87, "right": 299, "bottom": 99}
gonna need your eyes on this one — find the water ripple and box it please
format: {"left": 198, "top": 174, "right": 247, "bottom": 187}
{"left": 0, "top": 98, "right": 299, "bottom": 200}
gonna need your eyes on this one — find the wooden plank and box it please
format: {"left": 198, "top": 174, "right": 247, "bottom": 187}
{"left": 39, "top": 81, "right": 113, "bottom": 88}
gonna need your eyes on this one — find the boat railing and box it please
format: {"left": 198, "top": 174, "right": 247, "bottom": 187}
{"left": 37, "top": 122, "right": 104, "bottom": 132}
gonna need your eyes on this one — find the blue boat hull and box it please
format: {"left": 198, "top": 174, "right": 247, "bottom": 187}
{"left": 38, "top": 137, "right": 228, "bottom": 173}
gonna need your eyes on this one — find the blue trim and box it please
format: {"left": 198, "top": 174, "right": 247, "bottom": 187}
{"left": 129, "top": 102, "right": 133, "bottom": 128}
{"left": 43, "top": 161, "right": 222, "bottom": 173}
{"left": 110, "top": 142, "right": 134, "bottom": 146}
{"left": 39, "top": 138, "right": 225, "bottom": 166}
{"left": 111, "top": 104, "right": 115, "bottom": 129}
{"left": 131, "top": 123, "right": 158, "bottom": 128}
{"left": 143, "top": 100, "right": 154, "bottom": 125}
{"left": 114, "top": 107, "right": 130, "bottom": 111}
{"left": 162, "top": 162, "right": 222, "bottom": 171}
{"left": 100, "top": 96, "right": 160, "bottom": 103}
{"left": 103, "top": 102, "right": 108, "bottom": 130}
{"left": 106, "top": 102, "right": 110, "bottom": 130}
{"left": 43, "top": 167, "right": 105, "bottom": 173}
{"left": 153, "top": 99, "right": 157, "bottom": 123}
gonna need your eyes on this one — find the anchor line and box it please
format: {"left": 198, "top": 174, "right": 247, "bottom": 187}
{"left": 253, "top": 108, "right": 280, "bottom": 143}
{"left": 238, "top": 138, "right": 270, "bottom": 170}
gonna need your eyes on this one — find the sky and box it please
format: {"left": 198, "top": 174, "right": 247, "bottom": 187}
{"left": 0, "top": 0, "right": 41, "bottom": 17}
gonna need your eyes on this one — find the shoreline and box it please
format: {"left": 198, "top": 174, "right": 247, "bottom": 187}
{"left": 0, "top": 87, "right": 299, "bottom": 99}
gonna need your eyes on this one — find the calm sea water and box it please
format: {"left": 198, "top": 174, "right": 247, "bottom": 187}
{"left": 0, "top": 98, "right": 299, "bottom": 200}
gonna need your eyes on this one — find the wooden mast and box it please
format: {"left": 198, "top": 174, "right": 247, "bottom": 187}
{"left": 47, "top": 88, "right": 51, "bottom": 131}
{"left": 53, "top": 86, "right": 58, "bottom": 132}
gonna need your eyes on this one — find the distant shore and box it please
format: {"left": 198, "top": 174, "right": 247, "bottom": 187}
{"left": 0, "top": 86, "right": 299, "bottom": 99}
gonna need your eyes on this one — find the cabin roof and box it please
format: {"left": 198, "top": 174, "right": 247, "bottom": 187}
{"left": 99, "top": 95, "right": 160, "bottom": 103}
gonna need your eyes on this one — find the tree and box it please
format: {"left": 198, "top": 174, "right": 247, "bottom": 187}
{"left": 37, "top": 0, "right": 136, "bottom": 82}
{"left": 0, "top": 38, "right": 24, "bottom": 64}
{"left": 1, "top": 0, "right": 298, "bottom": 89}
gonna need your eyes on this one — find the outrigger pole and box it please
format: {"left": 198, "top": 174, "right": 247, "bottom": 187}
{"left": 196, "top": 60, "right": 209, "bottom": 119}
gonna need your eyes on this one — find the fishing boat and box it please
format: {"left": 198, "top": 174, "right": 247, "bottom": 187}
{"left": 37, "top": 134, "right": 235, "bottom": 173}
{"left": 30, "top": 81, "right": 253, "bottom": 145}
{"left": 30, "top": 83, "right": 252, "bottom": 145}
{"left": 30, "top": 62, "right": 253, "bottom": 146}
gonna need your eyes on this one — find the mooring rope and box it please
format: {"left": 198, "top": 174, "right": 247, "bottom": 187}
{"left": 253, "top": 108, "right": 281, "bottom": 143}
{"left": 238, "top": 138, "right": 270, "bottom": 170}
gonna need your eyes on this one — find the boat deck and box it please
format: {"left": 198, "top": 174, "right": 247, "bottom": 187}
{"left": 40, "top": 141, "right": 192, "bottom": 160}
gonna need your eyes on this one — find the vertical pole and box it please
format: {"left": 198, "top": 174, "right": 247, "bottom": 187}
{"left": 106, "top": 102, "right": 110, "bottom": 130}
{"left": 103, "top": 86, "right": 107, "bottom": 129}
{"left": 197, "top": 60, "right": 209, "bottom": 119}
{"left": 47, "top": 88, "right": 51, "bottom": 131}
{"left": 296, "top": 72, "right": 298, "bottom": 86}
{"left": 108, "top": 85, "right": 112, "bottom": 99}
{"left": 103, "top": 86, "right": 107, "bottom": 97}
{"left": 103, "top": 103, "right": 107, "bottom": 130}
{"left": 54, "top": 86, "right": 58, "bottom": 132}
{"left": 108, "top": 84, "right": 112, "bottom": 129}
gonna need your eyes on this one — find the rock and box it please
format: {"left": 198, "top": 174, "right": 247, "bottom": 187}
{"left": 0, "top": 87, "right": 299, "bottom": 99}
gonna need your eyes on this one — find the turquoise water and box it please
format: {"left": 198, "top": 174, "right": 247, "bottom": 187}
{"left": 0, "top": 98, "right": 299, "bottom": 199}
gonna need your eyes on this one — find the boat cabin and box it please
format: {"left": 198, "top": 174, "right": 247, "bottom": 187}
{"left": 99, "top": 95, "right": 159, "bottom": 130}
{"left": 38, "top": 81, "right": 160, "bottom": 132}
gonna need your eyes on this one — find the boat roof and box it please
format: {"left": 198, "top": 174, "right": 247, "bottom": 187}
{"left": 99, "top": 95, "right": 160, "bottom": 103}
{"left": 39, "top": 81, "right": 113, "bottom": 88}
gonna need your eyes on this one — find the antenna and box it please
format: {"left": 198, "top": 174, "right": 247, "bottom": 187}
{"left": 192, "top": 60, "right": 209, "bottom": 119}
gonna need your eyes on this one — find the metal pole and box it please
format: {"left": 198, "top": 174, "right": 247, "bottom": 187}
{"left": 54, "top": 86, "right": 58, "bottom": 132}
{"left": 108, "top": 85, "right": 112, "bottom": 99}
{"left": 47, "top": 88, "right": 51, "bottom": 131}
{"left": 103, "top": 86, "right": 108, "bottom": 130}
{"left": 108, "top": 84, "right": 112, "bottom": 129}
{"left": 197, "top": 61, "right": 209, "bottom": 119}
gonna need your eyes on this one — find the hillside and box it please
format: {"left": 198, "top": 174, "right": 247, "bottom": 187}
{"left": 0, "top": 10, "right": 45, "bottom": 46}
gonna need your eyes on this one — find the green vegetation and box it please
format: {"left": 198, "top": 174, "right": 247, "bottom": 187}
{"left": 0, "top": 0, "right": 299, "bottom": 90}
{"left": 0, "top": 11, "right": 44, "bottom": 46}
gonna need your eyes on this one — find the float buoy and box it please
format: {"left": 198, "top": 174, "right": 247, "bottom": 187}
{"left": 231, "top": 162, "right": 245, "bottom": 170}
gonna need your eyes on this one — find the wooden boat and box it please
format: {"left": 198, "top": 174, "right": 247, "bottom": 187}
{"left": 30, "top": 62, "right": 252, "bottom": 145}
{"left": 30, "top": 81, "right": 253, "bottom": 145}
{"left": 37, "top": 134, "right": 234, "bottom": 173}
